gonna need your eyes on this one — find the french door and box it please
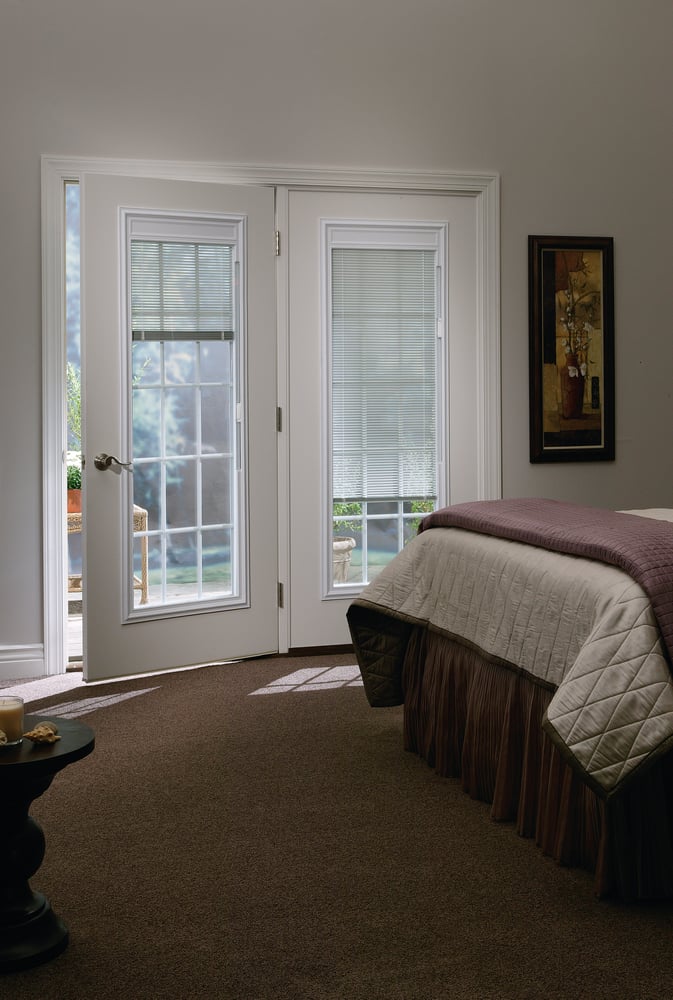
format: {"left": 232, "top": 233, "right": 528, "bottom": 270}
{"left": 81, "top": 174, "right": 278, "bottom": 680}
{"left": 286, "top": 189, "right": 479, "bottom": 648}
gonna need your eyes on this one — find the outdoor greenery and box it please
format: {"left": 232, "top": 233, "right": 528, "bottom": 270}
{"left": 66, "top": 362, "right": 83, "bottom": 493}
{"left": 67, "top": 464, "right": 82, "bottom": 490}
{"left": 333, "top": 501, "right": 363, "bottom": 535}
{"left": 332, "top": 498, "right": 435, "bottom": 538}
{"left": 408, "top": 498, "right": 435, "bottom": 533}
{"left": 66, "top": 361, "right": 82, "bottom": 451}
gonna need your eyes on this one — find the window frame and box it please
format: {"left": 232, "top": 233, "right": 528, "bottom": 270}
{"left": 121, "top": 210, "right": 249, "bottom": 620}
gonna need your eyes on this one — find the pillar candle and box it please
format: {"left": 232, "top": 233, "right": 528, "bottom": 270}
{"left": 0, "top": 696, "right": 24, "bottom": 744}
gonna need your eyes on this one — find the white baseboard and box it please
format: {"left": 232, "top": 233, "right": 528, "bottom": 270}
{"left": 0, "top": 644, "right": 45, "bottom": 680}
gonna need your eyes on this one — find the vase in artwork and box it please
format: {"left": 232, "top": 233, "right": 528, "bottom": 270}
{"left": 560, "top": 353, "right": 585, "bottom": 419}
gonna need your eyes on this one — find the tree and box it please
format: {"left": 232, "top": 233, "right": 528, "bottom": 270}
{"left": 66, "top": 362, "right": 82, "bottom": 451}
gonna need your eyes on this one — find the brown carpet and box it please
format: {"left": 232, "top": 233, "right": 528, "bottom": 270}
{"left": 6, "top": 654, "right": 673, "bottom": 999}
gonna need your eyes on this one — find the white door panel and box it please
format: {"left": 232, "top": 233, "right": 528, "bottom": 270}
{"left": 287, "top": 190, "right": 477, "bottom": 649}
{"left": 82, "top": 174, "right": 277, "bottom": 680}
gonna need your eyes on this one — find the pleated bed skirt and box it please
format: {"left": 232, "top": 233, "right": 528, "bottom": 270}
{"left": 401, "top": 626, "right": 673, "bottom": 900}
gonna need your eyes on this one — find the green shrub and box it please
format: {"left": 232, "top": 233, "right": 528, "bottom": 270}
{"left": 333, "top": 501, "right": 362, "bottom": 536}
{"left": 66, "top": 362, "right": 82, "bottom": 451}
{"left": 67, "top": 465, "right": 82, "bottom": 490}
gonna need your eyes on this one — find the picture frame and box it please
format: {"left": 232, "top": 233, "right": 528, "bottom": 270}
{"left": 528, "top": 235, "right": 615, "bottom": 463}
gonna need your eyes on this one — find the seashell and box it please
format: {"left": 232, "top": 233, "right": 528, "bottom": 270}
{"left": 0, "top": 730, "right": 6, "bottom": 745}
{"left": 23, "top": 722, "right": 61, "bottom": 744}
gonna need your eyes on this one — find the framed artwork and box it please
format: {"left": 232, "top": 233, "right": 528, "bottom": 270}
{"left": 528, "top": 235, "right": 615, "bottom": 463}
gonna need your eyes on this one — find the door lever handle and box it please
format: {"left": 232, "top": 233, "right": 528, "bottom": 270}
{"left": 94, "top": 453, "right": 133, "bottom": 472}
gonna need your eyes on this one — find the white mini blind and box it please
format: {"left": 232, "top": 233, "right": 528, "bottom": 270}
{"left": 131, "top": 240, "right": 234, "bottom": 340}
{"left": 331, "top": 247, "right": 437, "bottom": 501}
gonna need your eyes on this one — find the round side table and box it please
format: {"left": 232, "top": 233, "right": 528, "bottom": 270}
{"left": 0, "top": 714, "right": 95, "bottom": 973}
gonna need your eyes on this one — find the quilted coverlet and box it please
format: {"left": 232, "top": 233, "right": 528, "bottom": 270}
{"left": 348, "top": 500, "right": 673, "bottom": 797}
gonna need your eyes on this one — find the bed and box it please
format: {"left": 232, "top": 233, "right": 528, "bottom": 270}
{"left": 347, "top": 498, "right": 673, "bottom": 900}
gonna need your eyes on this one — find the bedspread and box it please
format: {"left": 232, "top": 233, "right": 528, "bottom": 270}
{"left": 419, "top": 498, "right": 673, "bottom": 664}
{"left": 348, "top": 508, "right": 673, "bottom": 797}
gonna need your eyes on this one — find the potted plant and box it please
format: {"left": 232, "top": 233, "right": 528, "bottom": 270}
{"left": 67, "top": 459, "right": 82, "bottom": 513}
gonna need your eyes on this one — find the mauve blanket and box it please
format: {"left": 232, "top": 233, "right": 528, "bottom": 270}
{"left": 420, "top": 498, "right": 673, "bottom": 667}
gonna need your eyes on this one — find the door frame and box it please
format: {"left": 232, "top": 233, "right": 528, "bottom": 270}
{"left": 42, "top": 156, "right": 500, "bottom": 675}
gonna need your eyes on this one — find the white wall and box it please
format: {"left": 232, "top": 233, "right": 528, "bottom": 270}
{"left": 1, "top": 0, "right": 672, "bottom": 664}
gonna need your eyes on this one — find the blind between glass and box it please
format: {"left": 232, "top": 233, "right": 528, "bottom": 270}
{"left": 331, "top": 247, "right": 437, "bottom": 501}
{"left": 131, "top": 240, "right": 234, "bottom": 340}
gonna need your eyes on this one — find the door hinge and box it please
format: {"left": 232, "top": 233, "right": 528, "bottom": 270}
{"left": 274, "top": 230, "right": 281, "bottom": 256}
{"left": 276, "top": 406, "right": 282, "bottom": 432}
{"left": 277, "top": 582, "right": 284, "bottom": 608}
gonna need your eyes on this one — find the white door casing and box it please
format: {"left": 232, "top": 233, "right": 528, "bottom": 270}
{"left": 81, "top": 174, "right": 278, "bottom": 680}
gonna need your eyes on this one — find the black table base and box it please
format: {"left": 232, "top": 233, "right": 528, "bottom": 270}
{"left": 1, "top": 891, "right": 69, "bottom": 973}
{"left": 0, "top": 717, "right": 95, "bottom": 973}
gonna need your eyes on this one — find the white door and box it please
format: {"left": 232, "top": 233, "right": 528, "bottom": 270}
{"left": 82, "top": 174, "right": 278, "bottom": 680}
{"left": 287, "top": 190, "right": 477, "bottom": 649}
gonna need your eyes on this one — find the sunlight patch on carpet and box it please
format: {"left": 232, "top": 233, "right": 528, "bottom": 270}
{"left": 250, "top": 665, "right": 363, "bottom": 695}
{"left": 38, "top": 687, "right": 160, "bottom": 718}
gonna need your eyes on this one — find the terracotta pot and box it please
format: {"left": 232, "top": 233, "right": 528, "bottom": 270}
{"left": 67, "top": 489, "right": 82, "bottom": 513}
